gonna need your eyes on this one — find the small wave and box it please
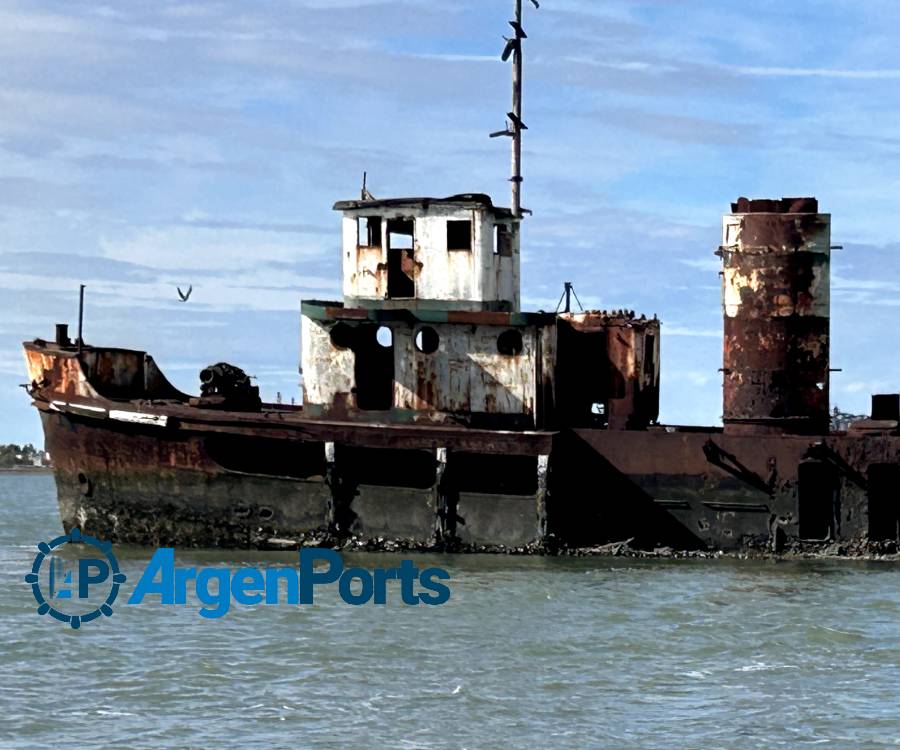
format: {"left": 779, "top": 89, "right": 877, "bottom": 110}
{"left": 813, "top": 624, "right": 858, "bottom": 637}
{"left": 735, "top": 662, "right": 799, "bottom": 672}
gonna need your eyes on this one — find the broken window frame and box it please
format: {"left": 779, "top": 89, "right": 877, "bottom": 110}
{"left": 357, "top": 216, "right": 382, "bottom": 248}
{"left": 386, "top": 218, "right": 416, "bottom": 299}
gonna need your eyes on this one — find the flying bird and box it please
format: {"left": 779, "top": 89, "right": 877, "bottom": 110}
{"left": 177, "top": 285, "right": 192, "bottom": 302}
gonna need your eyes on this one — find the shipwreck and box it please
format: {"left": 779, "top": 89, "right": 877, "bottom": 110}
{"left": 22, "top": 2, "right": 900, "bottom": 554}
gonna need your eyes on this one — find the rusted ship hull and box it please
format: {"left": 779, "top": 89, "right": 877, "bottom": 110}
{"left": 38, "top": 408, "right": 332, "bottom": 549}
{"left": 553, "top": 429, "right": 900, "bottom": 553}
{"left": 25, "top": 340, "right": 900, "bottom": 554}
{"left": 24, "top": 339, "right": 556, "bottom": 550}
{"left": 37, "top": 405, "right": 553, "bottom": 550}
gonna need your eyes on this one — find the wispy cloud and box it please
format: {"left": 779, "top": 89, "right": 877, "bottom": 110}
{"left": 176, "top": 211, "right": 332, "bottom": 235}
{"left": 731, "top": 65, "right": 900, "bottom": 79}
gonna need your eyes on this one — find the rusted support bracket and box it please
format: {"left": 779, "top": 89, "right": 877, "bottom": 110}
{"left": 324, "top": 442, "right": 337, "bottom": 531}
{"left": 536, "top": 454, "right": 549, "bottom": 541}
{"left": 324, "top": 442, "right": 359, "bottom": 536}
{"left": 433, "top": 447, "right": 450, "bottom": 542}
{"left": 702, "top": 439, "right": 775, "bottom": 496}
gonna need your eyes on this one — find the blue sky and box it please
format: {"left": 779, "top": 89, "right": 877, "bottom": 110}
{"left": 3, "top": 0, "right": 900, "bottom": 445}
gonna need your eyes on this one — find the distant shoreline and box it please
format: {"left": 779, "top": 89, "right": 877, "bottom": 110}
{"left": 0, "top": 466, "right": 53, "bottom": 475}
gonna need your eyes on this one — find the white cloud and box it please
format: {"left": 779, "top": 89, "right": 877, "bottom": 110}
{"left": 99, "top": 227, "right": 328, "bottom": 272}
{"left": 664, "top": 326, "right": 720, "bottom": 338}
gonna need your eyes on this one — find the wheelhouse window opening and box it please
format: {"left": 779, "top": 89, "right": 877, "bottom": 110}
{"left": 386, "top": 218, "right": 415, "bottom": 299}
{"left": 447, "top": 220, "right": 472, "bottom": 251}
{"left": 357, "top": 216, "right": 382, "bottom": 248}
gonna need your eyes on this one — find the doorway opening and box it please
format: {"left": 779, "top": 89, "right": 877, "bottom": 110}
{"left": 867, "top": 464, "right": 900, "bottom": 541}
{"left": 354, "top": 324, "right": 394, "bottom": 410}
{"left": 798, "top": 461, "right": 838, "bottom": 540}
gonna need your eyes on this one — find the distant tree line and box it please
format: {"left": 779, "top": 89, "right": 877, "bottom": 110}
{"left": 0, "top": 444, "right": 49, "bottom": 468}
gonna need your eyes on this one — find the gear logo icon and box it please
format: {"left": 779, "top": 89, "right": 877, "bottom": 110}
{"left": 25, "top": 528, "right": 125, "bottom": 629}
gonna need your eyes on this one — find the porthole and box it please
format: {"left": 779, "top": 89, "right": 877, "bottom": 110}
{"left": 497, "top": 329, "right": 523, "bottom": 356}
{"left": 415, "top": 326, "right": 439, "bottom": 354}
{"left": 376, "top": 326, "right": 393, "bottom": 348}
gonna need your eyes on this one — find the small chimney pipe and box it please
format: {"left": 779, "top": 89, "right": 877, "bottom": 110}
{"left": 55, "top": 323, "right": 70, "bottom": 347}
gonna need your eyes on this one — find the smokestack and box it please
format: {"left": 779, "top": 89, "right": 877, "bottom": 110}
{"left": 717, "top": 197, "right": 831, "bottom": 435}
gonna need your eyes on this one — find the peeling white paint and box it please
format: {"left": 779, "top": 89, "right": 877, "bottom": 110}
{"left": 109, "top": 410, "right": 169, "bottom": 426}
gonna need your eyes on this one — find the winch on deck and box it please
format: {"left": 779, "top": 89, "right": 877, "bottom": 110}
{"left": 190, "top": 362, "right": 261, "bottom": 411}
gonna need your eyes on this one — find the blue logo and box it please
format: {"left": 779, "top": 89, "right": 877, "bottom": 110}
{"left": 27, "top": 535, "right": 449, "bottom": 626}
{"left": 25, "top": 529, "right": 126, "bottom": 629}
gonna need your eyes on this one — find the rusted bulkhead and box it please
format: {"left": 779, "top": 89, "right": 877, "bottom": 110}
{"left": 301, "top": 302, "right": 556, "bottom": 429}
{"left": 718, "top": 197, "right": 830, "bottom": 435}
{"left": 25, "top": 339, "right": 188, "bottom": 402}
{"left": 555, "top": 311, "right": 660, "bottom": 429}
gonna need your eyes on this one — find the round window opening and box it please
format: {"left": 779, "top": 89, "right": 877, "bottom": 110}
{"left": 329, "top": 322, "right": 355, "bottom": 349}
{"left": 415, "top": 326, "right": 440, "bottom": 354}
{"left": 376, "top": 326, "right": 393, "bottom": 348}
{"left": 497, "top": 329, "right": 524, "bottom": 356}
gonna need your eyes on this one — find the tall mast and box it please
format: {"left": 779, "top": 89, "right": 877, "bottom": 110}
{"left": 491, "top": 0, "right": 539, "bottom": 218}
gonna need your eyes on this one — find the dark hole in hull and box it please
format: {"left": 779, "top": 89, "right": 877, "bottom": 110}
{"left": 452, "top": 453, "right": 538, "bottom": 495}
{"left": 867, "top": 464, "right": 900, "bottom": 541}
{"left": 204, "top": 435, "right": 326, "bottom": 479}
{"left": 798, "top": 461, "right": 838, "bottom": 540}
{"left": 336, "top": 446, "right": 437, "bottom": 489}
